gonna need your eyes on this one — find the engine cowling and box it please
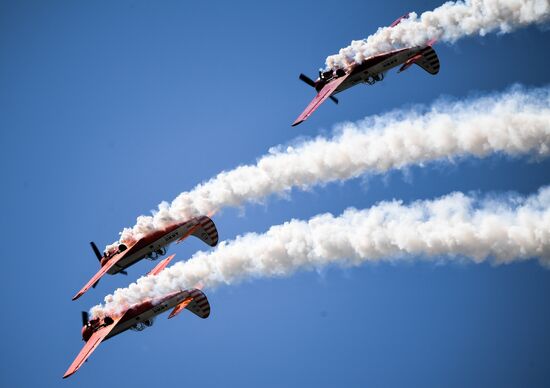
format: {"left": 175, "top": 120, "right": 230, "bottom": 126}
{"left": 103, "top": 316, "right": 114, "bottom": 325}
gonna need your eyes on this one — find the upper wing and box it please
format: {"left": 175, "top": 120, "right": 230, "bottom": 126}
{"left": 292, "top": 74, "right": 350, "bottom": 126}
{"left": 72, "top": 258, "right": 121, "bottom": 301}
{"left": 63, "top": 315, "right": 123, "bottom": 379}
{"left": 147, "top": 254, "right": 175, "bottom": 276}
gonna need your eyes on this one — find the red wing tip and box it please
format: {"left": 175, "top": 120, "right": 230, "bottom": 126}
{"left": 291, "top": 120, "right": 303, "bottom": 127}
{"left": 63, "top": 370, "right": 75, "bottom": 379}
{"left": 72, "top": 293, "right": 82, "bottom": 301}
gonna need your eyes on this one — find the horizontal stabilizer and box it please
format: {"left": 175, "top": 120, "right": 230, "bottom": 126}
{"left": 168, "top": 289, "right": 210, "bottom": 319}
{"left": 168, "top": 297, "right": 193, "bottom": 319}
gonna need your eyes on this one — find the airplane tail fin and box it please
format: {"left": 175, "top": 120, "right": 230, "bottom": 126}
{"left": 191, "top": 216, "right": 219, "bottom": 247}
{"left": 414, "top": 46, "right": 440, "bottom": 75}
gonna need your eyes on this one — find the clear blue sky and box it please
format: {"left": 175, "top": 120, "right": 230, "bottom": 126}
{"left": 1, "top": 1, "right": 549, "bottom": 387}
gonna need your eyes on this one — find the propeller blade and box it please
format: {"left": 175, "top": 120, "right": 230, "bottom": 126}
{"left": 90, "top": 242, "right": 102, "bottom": 262}
{"left": 81, "top": 311, "right": 89, "bottom": 326}
{"left": 329, "top": 96, "right": 339, "bottom": 104}
{"left": 299, "top": 73, "right": 316, "bottom": 88}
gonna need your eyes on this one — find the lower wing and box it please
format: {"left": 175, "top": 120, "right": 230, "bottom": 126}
{"left": 72, "top": 257, "right": 120, "bottom": 301}
{"left": 63, "top": 315, "right": 124, "bottom": 378}
{"left": 292, "top": 74, "right": 349, "bottom": 126}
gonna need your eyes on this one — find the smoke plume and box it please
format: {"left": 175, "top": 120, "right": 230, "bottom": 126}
{"left": 105, "top": 85, "right": 550, "bottom": 253}
{"left": 326, "top": 0, "right": 550, "bottom": 70}
{"left": 93, "top": 186, "right": 550, "bottom": 317}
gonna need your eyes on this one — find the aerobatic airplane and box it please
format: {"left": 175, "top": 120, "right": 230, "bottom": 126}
{"left": 72, "top": 215, "right": 218, "bottom": 301}
{"left": 292, "top": 14, "right": 440, "bottom": 126}
{"left": 64, "top": 255, "right": 211, "bottom": 378}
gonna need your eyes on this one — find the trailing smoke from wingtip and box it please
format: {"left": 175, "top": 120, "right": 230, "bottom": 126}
{"left": 92, "top": 186, "right": 550, "bottom": 318}
{"left": 325, "top": 0, "right": 550, "bottom": 70}
{"left": 105, "top": 85, "right": 550, "bottom": 254}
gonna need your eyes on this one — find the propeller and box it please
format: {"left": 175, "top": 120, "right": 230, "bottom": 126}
{"left": 81, "top": 311, "right": 89, "bottom": 327}
{"left": 299, "top": 73, "right": 316, "bottom": 87}
{"left": 90, "top": 242, "right": 102, "bottom": 262}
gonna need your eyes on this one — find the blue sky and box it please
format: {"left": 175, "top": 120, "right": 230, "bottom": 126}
{"left": 1, "top": 1, "right": 549, "bottom": 387}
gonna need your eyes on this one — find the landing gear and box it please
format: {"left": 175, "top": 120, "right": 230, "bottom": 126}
{"left": 365, "top": 73, "right": 384, "bottom": 85}
{"left": 146, "top": 247, "right": 167, "bottom": 261}
{"left": 131, "top": 319, "right": 154, "bottom": 331}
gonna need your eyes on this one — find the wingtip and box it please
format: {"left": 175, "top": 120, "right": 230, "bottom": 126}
{"left": 291, "top": 120, "right": 303, "bottom": 127}
{"left": 72, "top": 291, "right": 83, "bottom": 301}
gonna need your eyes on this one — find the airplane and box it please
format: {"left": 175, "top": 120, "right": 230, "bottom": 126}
{"left": 292, "top": 14, "right": 440, "bottom": 126}
{"left": 72, "top": 215, "right": 218, "bottom": 301}
{"left": 63, "top": 255, "right": 211, "bottom": 378}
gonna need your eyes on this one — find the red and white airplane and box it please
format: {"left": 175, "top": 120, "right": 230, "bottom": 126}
{"left": 72, "top": 215, "right": 218, "bottom": 301}
{"left": 292, "top": 15, "right": 440, "bottom": 126}
{"left": 64, "top": 255, "right": 211, "bottom": 378}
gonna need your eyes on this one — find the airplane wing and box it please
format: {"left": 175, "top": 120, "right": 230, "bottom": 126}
{"left": 63, "top": 315, "right": 124, "bottom": 379}
{"left": 72, "top": 258, "right": 121, "bottom": 301}
{"left": 147, "top": 254, "right": 175, "bottom": 276}
{"left": 292, "top": 74, "right": 350, "bottom": 126}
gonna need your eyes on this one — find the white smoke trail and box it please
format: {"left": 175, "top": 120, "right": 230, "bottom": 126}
{"left": 326, "top": 0, "right": 550, "bottom": 70}
{"left": 92, "top": 186, "right": 550, "bottom": 317}
{"left": 105, "top": 85, "right": 550, "bottom": 253}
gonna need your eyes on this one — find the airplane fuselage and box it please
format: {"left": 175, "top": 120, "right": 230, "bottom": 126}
{"left": 105, "top": 290, "right": 189, "bottom": 339}
{"left": 105, "top": 220, "right": 200, "bottom": 275}
{"left": 335, "top": 47, "right": 417, "bottom": 93}
{"left": 83, "top": 290, "right": 190, "bottom": 341}
{"left": 315, "top": 46, "right": 424, "bottom": 95}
